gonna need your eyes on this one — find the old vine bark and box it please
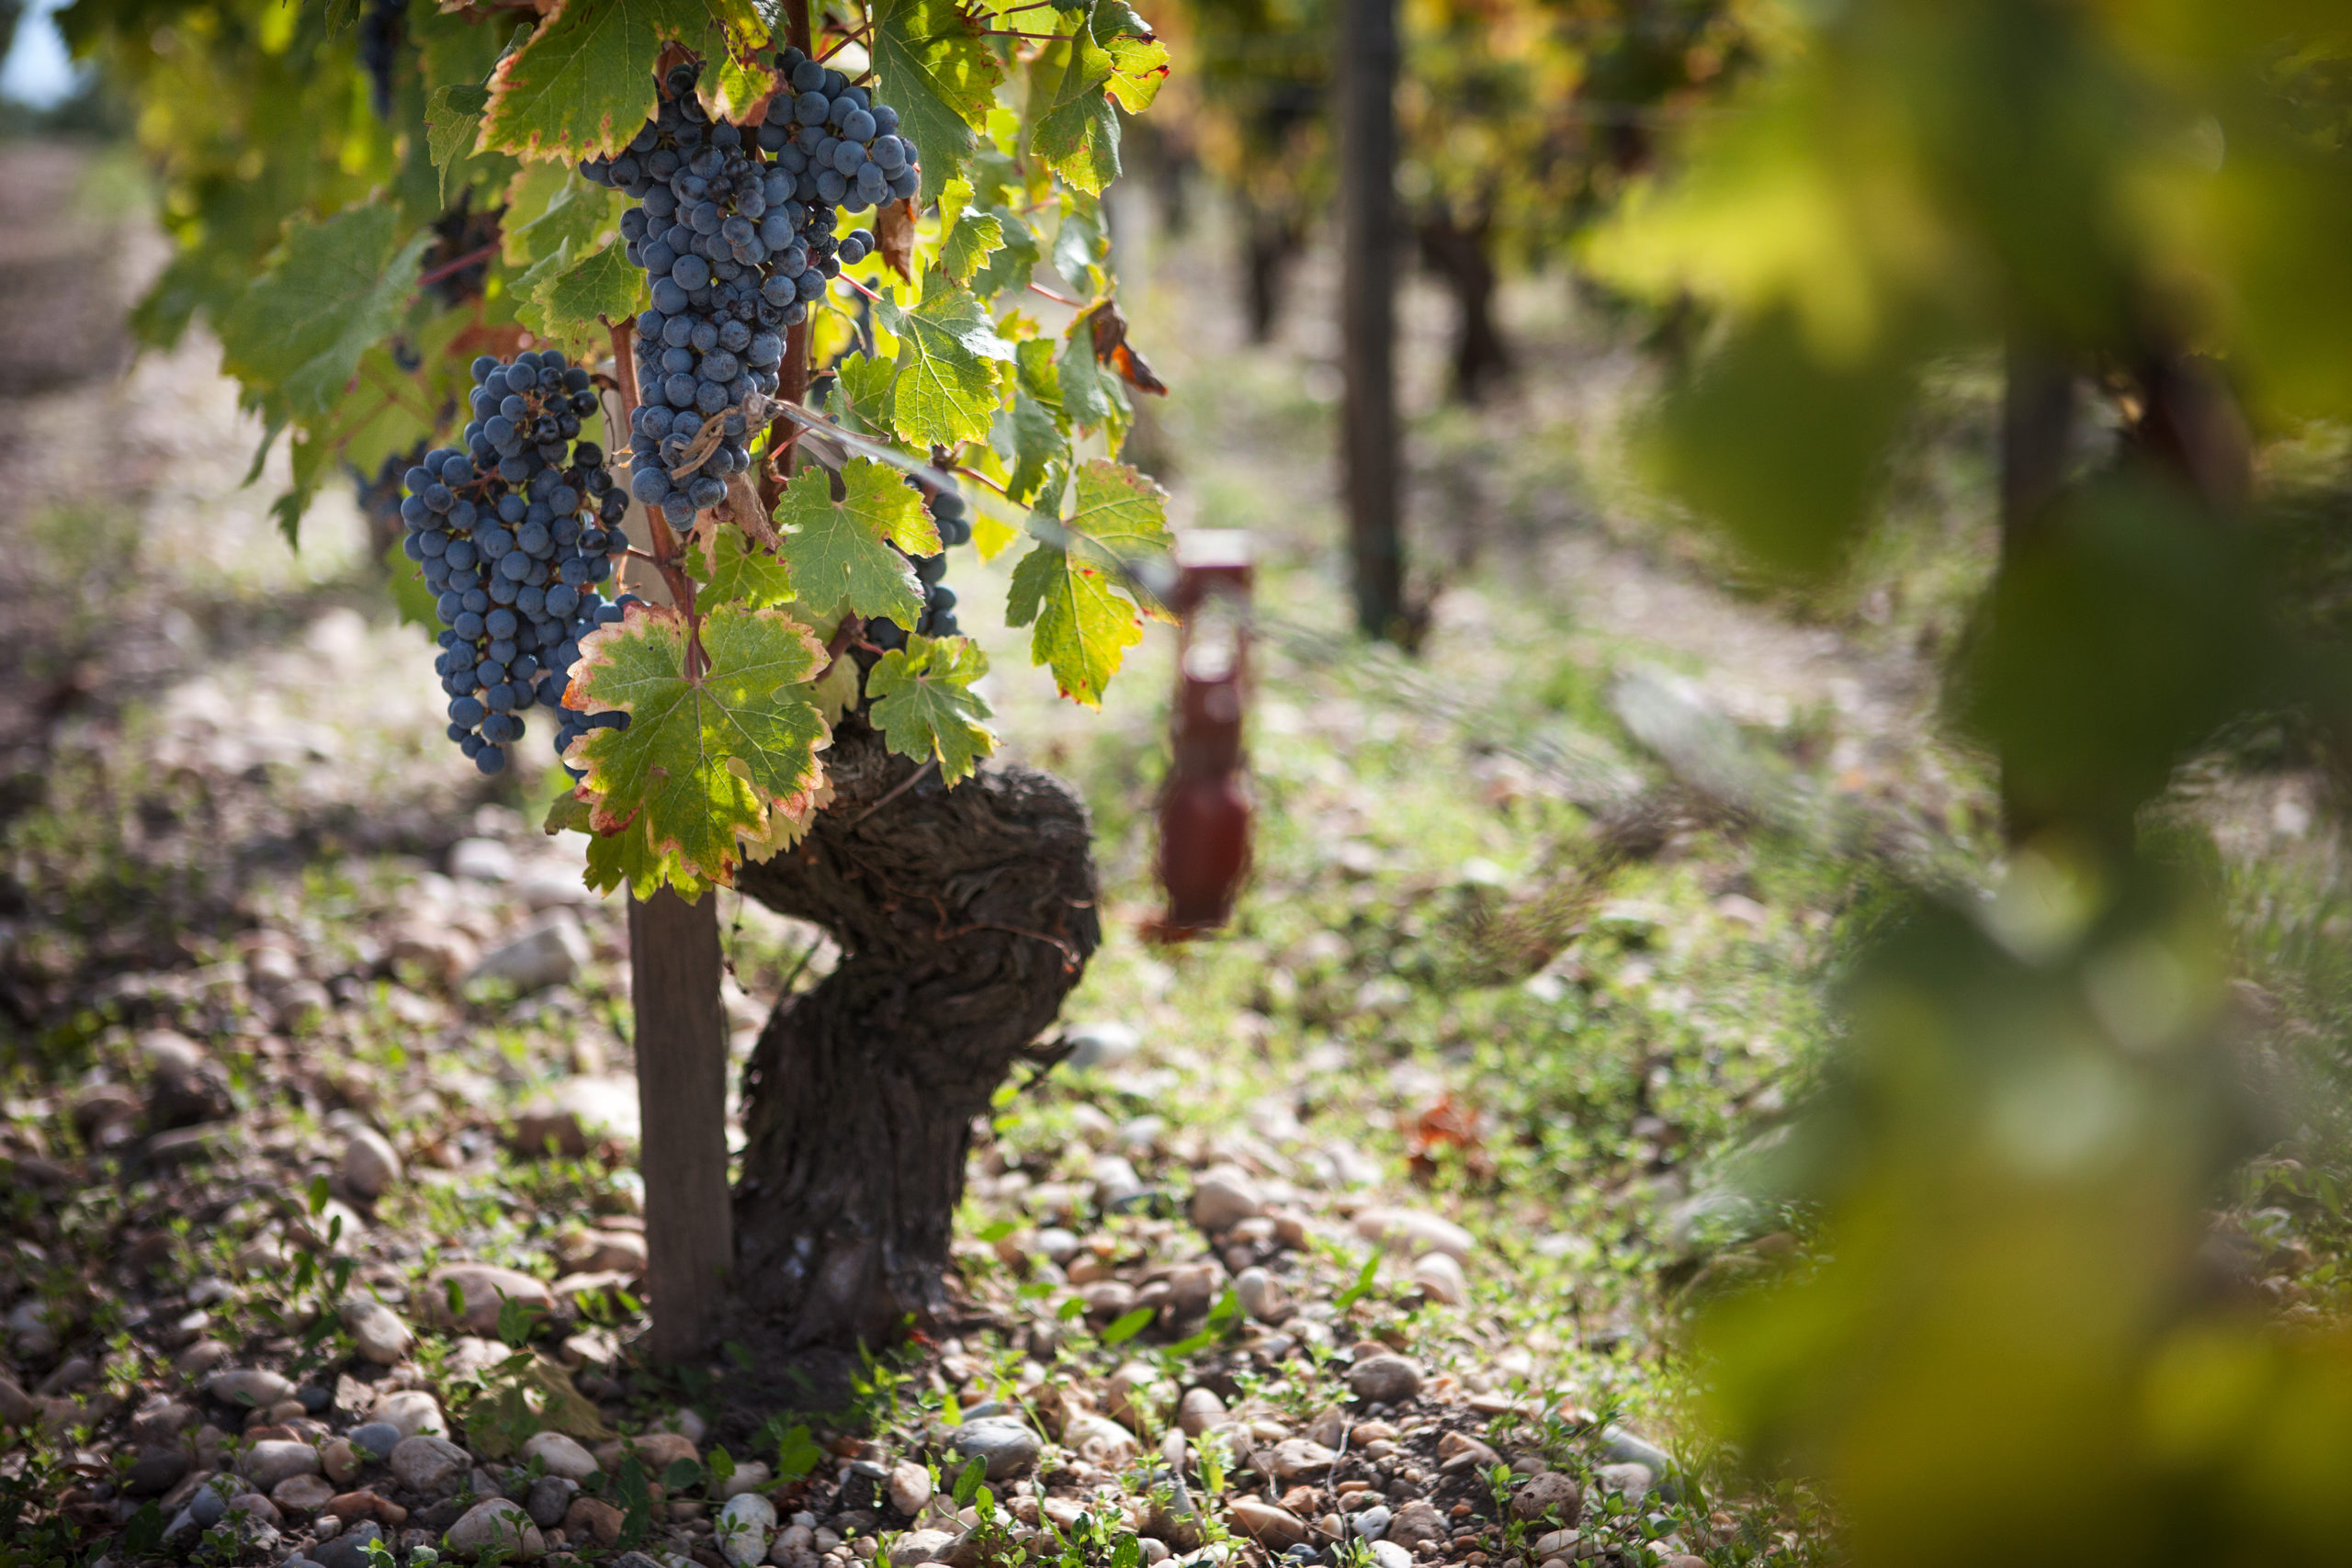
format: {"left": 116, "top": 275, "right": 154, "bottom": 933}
{"left": 730, "top": 717, "right": 1101, "bottom": 1347}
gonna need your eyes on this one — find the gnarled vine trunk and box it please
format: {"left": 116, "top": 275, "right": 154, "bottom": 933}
{"left": 729, "top": 718, "right": 1101, "bottom": 1347}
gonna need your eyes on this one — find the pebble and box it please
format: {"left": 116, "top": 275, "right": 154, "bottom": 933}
{"left": 339, "top": 1128, "right": 403, "bottom": 1199}
{"left": 273, "top": 1473, "right": 337, "bottom": 1515}
{"left": 1532, "top": 1529, "right": 1580, "bottom": 1559}
{"left": 1412, "top": 1252, "right": 1468, "bottom": 1306}
{"left": 1511, "top": 1472, "right": 1582, "bottom": 1524}
{"left": 175, "top": 1339, "right": 232, "bottom": 1377}
{"left": 348, "top": 1422, "right": 401, "bottom": 1460}
{"left": 370, "top": 1389, "right": 447, "bottom": 1438}
{"left": 888, "top": 1461, "right": 932, "bottom": 1516}
{"left": 1595, "top": 1462, "right": 1655, "bottom": 1498}
{"left": 522, "top": 1430, "right": 598, "bottom": 1481}
{"left": 327, "top": 1491, "right": 408, "bottom": 1526}
{"left": 1061, "top": 1021, "right": 1140, "bottom": 1071}
{"left": 424, "top": 1265, "right": 557, "bottom": 1335}
{"left": 888, "top": 1528, "right": 957, "bottom": 1564}
{"left": 1178, "top": 1388, "right": 1227, "bottom": 1437}
{"left": 1600, "top": 1426, "right": 1677, "bottom": 1483}
{"left": 1227, "top": 1498, "right": 1309, "bottom": 1549}
{"left": 465, "top": 916, "right": 590, "bottom": 995}
{"left": 1436, "top": 1431, "right": 1499, "bottom": 1472}
{"left": 0, "top": 1373, "right": 35, "bottom": 1427}
{"left": 526, "top": 1475, "right": 579, "bottom": 1529}
{"left": 242, "top": 1440, "right": 322, "bottom": 1489}
{"left": 1233, "top": 1267, "right": 1286, "bottom": 1324}
{"left": 722, "top": 1461, "right": 773, "bottom": 1499}
{"left": 313, "top": 1519, "right": 385, "bottom": 1568}
{"left": 127, "top": 1395, "right": 193, "bottom": 1444}
{"left": 1352, "top": 1207, "right": 1476, "bottom": 1264}
{"left": 1370, "top": 1542, "right": 1413, "bottom": 1568}
{"left": 207, "top": 1368, "right": 298, "bottom": 1409}
{"left": 597, "top": 1430, "right": 698, "bottom": 1472}
{"left": 318, "top": 1437, "right": 362, "bottom": 1486}
{"left": 717, "top": 1492, "right": 778, "bottom": 1568}
{"left": 1351, "top": 1506, "right": 1392, "bottom": 1541}
{"left": 1385, "top": 1500, "right": 1447, "bottom": 1551}
{"left": 950, "top": 1418, "right": 1041, "bottom": 1481}
{"left": 126, "top": 1445, "right": 190, "bottom": 1497}
{"left": 563, "top": 1496, "right": 625, "bottom": 1546}
{"left": 343, "top": 1300, "right": 413, "bottom": 1366}
{"left": 1189, "top": 1167, "right": 1266, "bottom": 1234}
{"left": 446, "top": 1497, "right": 545, "bottom": 1560}
{"left": 1262, "top": 1438, "right": 1337, "bottom": 1482}
{"left": 449, "top": 838, "right": 517, "bottom": 882}
{"left": 390, "top": 1434, "right": 471, "bottom": 1496}
{"left": 1061, "top": 1413, "right": 1140, "bottom": 1466}
{"left": 1346, "top": 1354, "right": 1424, "bottom": 1404}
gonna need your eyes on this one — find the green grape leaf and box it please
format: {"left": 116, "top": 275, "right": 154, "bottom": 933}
{"left": 1064, "top": 457, "right": 1173, "bottom": 575}
{"left": 774, "top": 457, "right": 936, "bottom": 622}
{"left": 967, "top": 206, "right": 1043, "bottom": 300}
{"left": 510, "top": 172, "right": 620, "bottom": 270}
{"left": 1004, "top": 389, "right": 1065, "bottom": 505}
{"left": 427, "top": 84, "right": 492, "bottom": 204}
{"left": 810, "top": 651, "right": 865, "bottom": 725}
{"left": 835, "top": 350, "right": 900, "bottom": 436}
{"left": 323, "top": 0, "right": 364, "bottom": 36}
{"left": 939, "top": 209, "right": 1007, "bottom": 286}
{"left": 568, "top": 603, "right": 832, "bottom": 897}
{"left": 1028, "top": 29, "right": 1122, "bottom": 196}
{"left": 524, "top": 240, "right": 646, "bottom": 351}
{"left": 1005, "top": 458, "right": 1171, "bottom": 705}
{"left": 1092, "top": 1, "right": 1169, "bottom": 113}
{"left": 874, "top": 271, "right": 1017, "bottom": 446}
{"left": 219, "top": 206, "right": 432, "bottom": 423}
{"left": 481, "top": 0, "right": 759, "bottom": 162}
{"left": 698, "top": 522, "right": 797, "bottom": 609}
{"left": 1052, "top": 198, "right": 1107, "bottom": 294}
{"left": 1006, "top": 541, "right": 1143, "bottom": 707}
{"left": 870, "top": 0, "right": 1005, "bottom": 202}
{"left": 865, "top": 635, "right": 998, "bottom": 784}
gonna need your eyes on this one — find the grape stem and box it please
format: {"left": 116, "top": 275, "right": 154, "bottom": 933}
{"left": 415, "top": 242, "right": 502, "bottom": 292}
{"left": 976, "top": 27, "right": 1076, "bottom": 39}
{"left": 814, "top": 26, "right": 870, "bottom": 63}
{"left": 953, "top": 464, "right": 1012, "bottom": 499}
{"left": 834, "top": 271, "right": 886, "bottom": 305}
{"left": 1028, "top": 281, "right": 1088, "bottom": 309}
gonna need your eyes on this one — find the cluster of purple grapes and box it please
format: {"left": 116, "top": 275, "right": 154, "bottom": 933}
{"left": 579, "top": 52, "right": 918, "bottom": 529}
{"left": 399, "top": 351, "right": 636, "bottom": 777}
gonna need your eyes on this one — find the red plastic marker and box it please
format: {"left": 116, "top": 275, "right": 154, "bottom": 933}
{"left": 1153, "top": 531, "right": 1252, "bottom": 937}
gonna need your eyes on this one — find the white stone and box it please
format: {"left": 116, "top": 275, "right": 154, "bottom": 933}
{"left": 717, "top": 1493, "right": 778, "bottom": 1568}
{"left": 240, "top": 1441, "right": 321, "bottom": 1490}
{"left": 1061, "top": 1413, "right": 1139, "bottom": 1467}
{"left": 205, "top": 1369, "right": 297, "bottom": 1409}
{"left": 887, "top": 1461, "right": 932, "bottom": 1517}
{"left": 370, "top": 1389, "right": 447, "bottom": 1438}
{"left": 1188, "top": 1167, "right": 1265, "bottom": 1234}
{"left": 446, "top": 1497, "right": 545, "bottom": 1560}
{"left": 339, "top": 1129, "right": 402, "bottom": 1199}
{"left": 522, "top": 1431, "right": 598, "bottom": 1482}
{"left": 342, "top": 1300, "right": 413, "bottom": 1367}
{"left": 1352, "top": 1207, "right": 1476, "bottom": 1264}
{"left": 465, "top": 915, "right": 590, "bottom": 996}
{"left": 1062, "top": 1021, "right": 1140, "bottom": 1071}
{"left": 390, "top": 1435, "right": 471, "bottom": 1496}
{"left": 449, "top": 839, "right": 518, "bottom": 883}
{"left": 1411, "top": 1252, "right": 1468, "bottom": 1306}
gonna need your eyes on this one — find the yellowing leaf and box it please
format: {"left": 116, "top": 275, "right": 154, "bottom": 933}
{"left": 774, "top": 457, "right": 936, "bottom": 623}
{"left": 698, "top": 521, "right": 797, "bottom": 609}
{"left": 939, "top": 208, "right": 1007, "bottom": 285}
{"left": 875, "top": 270, "right": 1017, "bottom": 446}
{"left": 865, "top": 635, "right": 997, "bottom": 784}
{"left": 1006, "top": 542, "right": 1144, "bottom": 707}
{"left": 567, "top": 603, "right": 831, "bottom": 897}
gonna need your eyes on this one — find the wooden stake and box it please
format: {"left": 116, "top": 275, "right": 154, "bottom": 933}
{"left": 629, "top": 887, "right": 734, "bottom": 1364}
{"left": 1339, "top": 0, "right": 1404, "bottom": 641}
